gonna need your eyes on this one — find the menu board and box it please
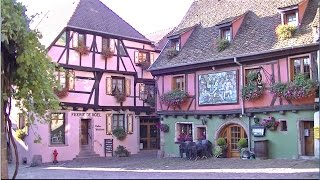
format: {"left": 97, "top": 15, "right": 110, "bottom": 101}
{"left": 104, "top": 139, "right": 113, "bottom": 157}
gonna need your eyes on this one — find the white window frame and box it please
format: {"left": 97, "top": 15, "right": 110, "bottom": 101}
{"left": 175, "top": 122, "right": 194, "bottom": 142}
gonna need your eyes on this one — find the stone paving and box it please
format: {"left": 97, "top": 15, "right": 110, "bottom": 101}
{"left": 8, "top": 150, "right": 320, "bottom": 179}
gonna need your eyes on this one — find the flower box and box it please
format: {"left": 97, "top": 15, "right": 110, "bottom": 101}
{"left": 160, "top": 89, "right": 189, "bottom": 108}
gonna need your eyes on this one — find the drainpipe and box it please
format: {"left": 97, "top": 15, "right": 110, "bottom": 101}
{"left": 234, "top": 57, "right": 251, "bottom": 150}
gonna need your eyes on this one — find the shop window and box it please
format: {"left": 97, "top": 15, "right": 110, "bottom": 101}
{"left": 50, "top": 113, "right": 65, "bottom": 145}
{"left": 112, "top": 114, "right": 125, "bottom": 130}
{"left": 280, "top": 120, "right": 287, "bottom": 131}
{"left": 196, "top": 127, "right": 206, "bottom": 140}
{"left": 175, "top": 123, "right": 193, "bottom": 142}
{"left": 172, "top": 75, "right": 185, "bottom": 91}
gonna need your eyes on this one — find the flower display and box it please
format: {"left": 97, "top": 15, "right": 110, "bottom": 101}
{"left": 160, "top": 89, "right": 189, "bottom": 107}
{"left": 156, "top": 123, "right": 169, "bottom": 132}
{"left": 261, "top": 116, "right": 279, "bottom": 130}
{"left": 177, "top": 133, "right": 192, "bottom": 142}
{"left": 241, "top": 71, "right": 265, "bottom": 101}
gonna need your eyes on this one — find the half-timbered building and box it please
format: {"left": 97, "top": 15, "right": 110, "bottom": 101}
{"left": 13, "top": 0, "right": 160, "bottom": 163}
{"left": 149, "top": 0, "right": 319, "bottom": 159}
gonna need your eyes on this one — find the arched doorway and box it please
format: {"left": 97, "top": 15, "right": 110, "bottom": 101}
{"left": 218, "top": 123, "right": 247, "bottom": 158}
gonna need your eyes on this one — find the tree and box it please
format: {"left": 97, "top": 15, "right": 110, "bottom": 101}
{"left": 1, "top": 0, "right": 60, "bottom": 178}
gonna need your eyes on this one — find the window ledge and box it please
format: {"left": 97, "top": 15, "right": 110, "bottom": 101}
{"left": 48, "top": 144, "right": 68, "bottom": 147}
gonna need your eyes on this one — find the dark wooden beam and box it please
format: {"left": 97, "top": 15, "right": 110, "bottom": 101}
{"left": 59, "top": 64, "right": 137, "bottom": 75}
{"left": 94, "top": 72, "right": 103, "bottom": 107}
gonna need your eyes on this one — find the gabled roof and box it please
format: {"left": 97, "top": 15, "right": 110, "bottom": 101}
{"left": 167, "top": 24, "right": 198, "bottom": 39}
{"left": 35, "top": 0, "right": 150, "bottom": 48}
{"left": 149, "top": 0, "right": 320, "bottom": 71}
{"left": 67, "top": 0, "right": 150, "bottom": 42}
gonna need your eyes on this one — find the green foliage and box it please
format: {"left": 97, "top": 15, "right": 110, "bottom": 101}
{"left": 114, "top": 145, "right": 130, "bottom": 157}
{"left": 275, "top": 24, "right": 296, "bottom": 40}
{"left": 241, "top": 71, "right": 265, "bottom": 101}
{"left": 216, "top": 137, "right": 226, "bottom": 147}
{"left": 213, "top": 146, "right": 223, "bottom": 157}
{"left": 166, "top": 48, "right": 179, "bottom": 59}
{"left": 237, "top": 138, "right": 248, "bottom": 150}
{"left": 144, "top": 96, "right": 155, "bottom": 107}
{"left": 114, "top": 89, "right": 126, "bottom": 103}
{"left": 112, "top": 128, "right": 127, "bottom": 140}
{"left": 1, "top": 0, "right": 60, "bottom": 125}
{"left": 160, "top": 89, "right": 188, "bottom": 107}
{"left": 216, "top": 39, "right": 230, "bottom": 52}
{"left": 270, "top": 73, "right": 316, "bottom": 99}
{"left": 15, "top": 129, "right": 27, "bottom": 140}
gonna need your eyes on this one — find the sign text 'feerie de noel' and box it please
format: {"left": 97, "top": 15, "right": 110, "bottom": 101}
{"left": 71, "top": 112, "right": 101, "bottom": 117}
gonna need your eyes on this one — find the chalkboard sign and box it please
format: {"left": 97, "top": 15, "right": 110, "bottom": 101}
{"left": 104, "top": 139, "right": 113, "bottom": 157}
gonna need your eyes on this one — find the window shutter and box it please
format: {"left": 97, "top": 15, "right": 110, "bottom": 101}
{"left": 125, "top": 78, "right": 131, "bottom": 96}
{"left": 150, "top": 53, "right": 154, "bottom": 64}
{"left": 134, "top": 51, "right": 139, "bottom": 64}
{"left": 110, "top": 39, "right": 116, "bottom": 54}
{"left": 106, "top": 77, "right": 112, "bottom": 95}
{"left": 72, "top": 32, "right": 78, "bottom": 47}
{"left": 106, "top": 113, "right": 112, "bottom": 135}
{"left": 68, "top": 71, "right": 75, "bottom": 90}
{"left": 127, "top": 114, "right": 133, "bottom": 134}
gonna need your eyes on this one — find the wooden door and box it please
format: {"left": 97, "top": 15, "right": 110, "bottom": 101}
{"left": 219, "top": 124, "right": 247, "bottom": 158}
{"left": 304, "top": 121, "right": 314, "bottom": 156}
{"left": 140, "top": 119, "right": 160, "bottom": 150}
{"left": 81, "top": 119, "right": 89, "bottom": 145}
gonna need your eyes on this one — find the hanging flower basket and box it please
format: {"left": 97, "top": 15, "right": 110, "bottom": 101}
{"left": 74, "top": 42, "right": 89, "bottom": 56}
{"left": 270, "top": 73, "right": 316, "bottom": 99}
{"left": 216, "top": 38, "right": 230, "bottom": 52}
{"left": 114, "top": 92, "right": 126, "bottom": 103}
{"left": 112, "top": 128, "right": 127, "bottom": 141}
{"left": 261, "top": 116, "right": 279, "bottom": 131}
{"left": 160, "top": 89, "right": 189, "bottom": 108}
{"left": 54, "top": 87, "right": 69, "bottom": 98}
{"left": 101, "top": 48, "right": 114, "bottom": 60}
{"left": 156, "top": 123, "right": 169, "bottom": 132}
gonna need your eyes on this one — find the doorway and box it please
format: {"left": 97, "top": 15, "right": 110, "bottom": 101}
{"left": 140, "top": 118, "right": 160, "bottom": 150}
{"left": 218, "top": 123, "right": 247, "bottom": 158}
{"left": 80, "top": 119, "right": 91, "bottom": 148}
{"left": 303, "top": 121, "right": 314, "bottom": 156}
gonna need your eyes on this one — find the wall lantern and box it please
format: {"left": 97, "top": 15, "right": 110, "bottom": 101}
{"left": 251, "top": 125, "right": 265, "bottom": 137}
{"left": 201, "top": 117, "right": 208, "bottom": 125}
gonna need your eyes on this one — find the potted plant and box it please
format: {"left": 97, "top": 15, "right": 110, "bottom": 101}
{"left": 261, "top": 116, "right": 279, "bottom": 131}
{"left": 15, "top": 128, "right": 27, "bottom": 140}
{"left": 74, "top": 42, "right": 89, "bottom": 56}
{"left": 241, "top": 71, "right": 265, "bottom": 101}
{"left": 160, "top": 89, "right": 189, "bottom": 108}
{"left": 101, "top": 47, "right": 114, "bottom": 60}
{"left": 275, "top": 24, "right": 296, "bottom": 40}
{"left": 237, "top": 138, "right": 248, "bottom": 152}
{"left": 114, "top": 89, "right": 126, "bottom": 103}
{"left": 156, "top": 123, "right": 169, "bottom": 132}
{"left": 166, "top": 47, "right": 178, "bottom": 59}
{"left": 114, "top": 145, "right": 130, "bottom": 157}
{"left": 112, "top": 127, "right": 127, "bottom": 140}
{"left": 270, "top": 73, "right": 316, "bottom": 99}
{"left": 215, "top": 137, "right": 227, "bottom": 158}
{"left": 216, "top": 38, "right": 230, "bottom": 52}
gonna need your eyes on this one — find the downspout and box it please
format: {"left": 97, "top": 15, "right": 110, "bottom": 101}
{"left": 234, "top": 57, "right": 251, "bottom": 150}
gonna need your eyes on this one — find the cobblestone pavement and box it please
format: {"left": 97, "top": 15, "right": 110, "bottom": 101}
{"left": 8, "top": 151, "right": 320, "bottom": 179}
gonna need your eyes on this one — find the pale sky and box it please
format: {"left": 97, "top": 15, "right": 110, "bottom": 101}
{"left": 20, "top": 0, "right": 194, "bottom": 35}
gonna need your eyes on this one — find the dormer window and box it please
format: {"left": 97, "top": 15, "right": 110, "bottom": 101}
{"left": 171, "top": 38, "right": 180, "bottom": 52}
{"left": 284, "top": 11, "right": 298, "bottom": 26}
{"left": 221, "top": 28, "right": 231, "bottom": 41}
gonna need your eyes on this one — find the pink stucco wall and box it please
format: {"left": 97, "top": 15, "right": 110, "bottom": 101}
{"left": 298, "top": 0, "right": 309, "bottom": 25}
{"left": 180, "top": 28, "right": 194, "bottom": 48}
{"left": 232, "top": 14, "right": 245, "bottom": 39}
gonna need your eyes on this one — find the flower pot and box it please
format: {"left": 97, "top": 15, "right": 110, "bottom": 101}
{"left": 269, "top": 126, "right": 277, "bottom": 131}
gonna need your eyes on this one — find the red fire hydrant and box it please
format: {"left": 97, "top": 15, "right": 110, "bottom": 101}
{"left": 53, "top": 149, "right": 58, "bottom": 164}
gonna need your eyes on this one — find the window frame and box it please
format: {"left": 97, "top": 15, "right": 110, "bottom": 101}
{"left": 112, "top": 114, "right": 125, "bottom": 131}
{"left": 280, "top": 120, "right": 288, "bottom": 131}
{"left": 289, "top": 54, "right": 312, "bottom": 81}
{"left": 111, "top": 76, "right": 125, "bottom": 95}
{"left": 283, "top": 10, "right": 298, "bottom": 26}
{"left": 139, "top": 83, "right": 155, "bottom": 100}
{"left": 220, "top": 27, "right": 232, "bottom": 42}
{"left": 171, "top": 38, "right": 180, "bottom": 51}
{"left": 138, "top": 51, "right": 150, "bottom": 63}
{"left": 78, "top": 33, "right": 86, "bottom": 46}
{"left": 172, "top": 75, "right": 185, "bottom": 91}
{"left": 175, "top": 122, "right": 193, "bottom": 142}
{"left": 50, "top": 113, "right": 66, "bottom": 145}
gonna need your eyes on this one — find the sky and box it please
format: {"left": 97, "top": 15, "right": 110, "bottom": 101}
{"left": 19, "top": 0, "right": 194, "bottom": 35}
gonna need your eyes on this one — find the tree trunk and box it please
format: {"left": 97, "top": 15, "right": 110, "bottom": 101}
{"left": 1, "top": 69, "right": 8, "bottom": 179}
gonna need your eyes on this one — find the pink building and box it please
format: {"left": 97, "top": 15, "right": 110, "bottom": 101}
{"left": 12, "top": 0, "right": 161, "bottom": 163}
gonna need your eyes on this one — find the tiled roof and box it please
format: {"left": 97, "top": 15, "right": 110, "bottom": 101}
{"left": 167, "top": 24, "right": 198, "bottom": 38}
{"left": 67, "top": 0, "right": 150, "bottom": 42}
{"left": 146, "top": 28, "right": 175, "bottom": 51}
{"left": 149, "top": 0, "right": 320, "bottom": 71}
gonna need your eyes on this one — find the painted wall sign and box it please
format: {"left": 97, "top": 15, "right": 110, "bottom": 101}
{"left": 71, "top": 112, "right": 101, "bottom": 117}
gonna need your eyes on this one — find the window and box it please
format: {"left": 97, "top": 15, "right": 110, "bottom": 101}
{"left": 244, "top": 68, "right": 261, "bottom": 84}
{"left": 54, "top": 70, "right": 75, "bottom": 90}
{"left": 18, "top": 113, "right": 27, "bottom": 129}
{"left": 176, "top": 123, "right": 193, "bottom": 142}
{"left": 50, "top": 113, "right": 65, "bottom": 145}
{"left": 72, "top": 33, "right": 86, "bottom": 47}
{"left": 284, "top": 11, "right": 298, "bottom": 26}
{"left": 139, "top": 84, "right": 155, "bottom": 100}
{"left": 112, "top": 114, "right": 125, "bottom": 130}
{"left": 112, "top": 77, "right": 125, "bottom": 94}
{"left": 221, "top": 28, "right": 231, "bottom": 41}
{"left": 172, "top": 76, "right": 185, "bottom": 91}
{"left": 170, "top": 38, "right": 180, "bottom": 51}
{"left": 196, "top": 127, "right": 206, "bottom": 140}
{"left": 55, "top": 71, "right": 67, "bottom": 89}
{"left": 78, "top": 33, "right": 86, "bottom": 46}
{"left": 56, "top": 32, "right": 66, "bottom": 46}
{"left": 290, "top": 56, "right": 311, "bottom": 80}
{"left": 102, "top": 38, "right": 111, "bottom": 51}
{"left": 138, "top": 52, "right": 149, "bottom": 63}
{"left": 280, "top": 120, "right": 287, "bottom": 131}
